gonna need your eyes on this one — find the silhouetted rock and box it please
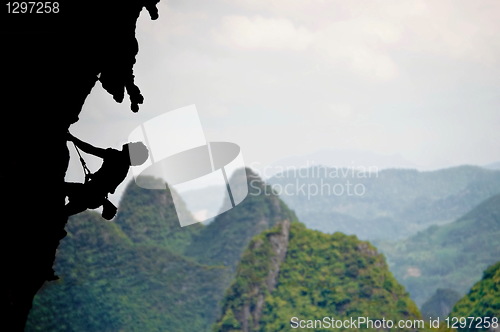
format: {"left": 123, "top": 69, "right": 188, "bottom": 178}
{"left": 2, "top": 0, "right": 159, "bottom": 330}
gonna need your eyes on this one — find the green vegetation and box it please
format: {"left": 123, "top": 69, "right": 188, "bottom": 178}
{"left": 215, "top": 222, "right": 421, "bottom": 331}
{"left": 185, "top": 169, "right": 298, "bottom": 269}
{"left": 26, "top": 167, "right": 498, "bottom": 331}
{"left": 377, "top": 193, "right": 500, "bottom": 307}
{"left": 450, "top": 261, "right": 500, "bottom": 331}
{"left": 26, "top": 170, "right": 297, "bottom": 331}
{"left": 114, "top": 175, "right": 202, "bottom": 254}
{"left": 27, "top": 209, "right": 230, "bottom": 331}
{"left": 268, "top": 165, "right": 500, "bottom": 241}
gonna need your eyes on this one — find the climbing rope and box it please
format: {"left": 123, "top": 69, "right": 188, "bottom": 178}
{"left": 72, "top": 141, "right": 93, "bottom": 183}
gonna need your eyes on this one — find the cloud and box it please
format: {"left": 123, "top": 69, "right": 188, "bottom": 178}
{"left": 216, "top": 0, "right": 500, "bottom": 78}
{"left": 398, "top": 0, "right": 500, "bottom": 65}
{"left": 214, "top": 13, "right": 401, "bottom": 80}
{"left": 75, "top": 0, "right": 500, "bottom": 179}
{"left": 214, "top": 15, "right": 313, "bottom": 51}
{"left": 312, "top": 19, "right": 402, "bottom": 80}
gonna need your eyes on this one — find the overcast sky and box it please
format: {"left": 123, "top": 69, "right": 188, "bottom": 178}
{"left": 67, "top": 0, "right": 500, "bottom": 200}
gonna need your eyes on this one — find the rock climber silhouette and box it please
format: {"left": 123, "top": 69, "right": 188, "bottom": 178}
{"left": 65, "top": 132, "right": 149, "bottom": 220}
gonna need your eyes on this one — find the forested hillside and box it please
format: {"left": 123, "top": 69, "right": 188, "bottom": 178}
{"left": 450, "top": 261, "right": 500, "bottom": 331}
{"left": 267, "top": 165, "right": 500, "bottom": 241}
{"left": 26, "top": 168, "right": 498, "bottom": 331}
{"left": 27, "top": 170, "right": 296, "bottom": 331}
{"left": 214, "top": 222, "right": 422, "bottom": 331}
{"left": 378, "top": 194, "right": 500, "bottom": 307}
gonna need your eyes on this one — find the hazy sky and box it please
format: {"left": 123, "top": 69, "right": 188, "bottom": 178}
{"left": 67, "top": 0, "right": 500, "bottom": 197}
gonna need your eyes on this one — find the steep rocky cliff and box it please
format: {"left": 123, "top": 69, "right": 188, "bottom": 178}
{"left": 219, "top": 219, "right": 291, "bottom": 332}
{"left": 2, "top": 1, "right": 159, "bottom": 330}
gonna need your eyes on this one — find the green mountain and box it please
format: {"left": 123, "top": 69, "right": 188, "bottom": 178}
{"left": 26, "top": 169, "right": 297, "bottom": 331}
{"left": 377, "top": 193, "right": 500, "bottom": 307}
{"left": 26, "top": 195, "right": 230, "bottom": 331}
{"left": 267, "top": 165, "right": 500, "bottom": 241}
{"left": 113, "top": 175, "right": 202, "bottom": 255}
{"left": 185, "top": 169, "right": 298, "bottom": 269}
{"left": 214, "top": 221, "right": 421, "bottom": 332}
{"left": 449, "top": 261, "right": 500, "bottom": 331}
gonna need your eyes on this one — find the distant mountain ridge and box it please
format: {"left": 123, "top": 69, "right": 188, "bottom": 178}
{"left": 265, "top": 148, "right": 419, "bottom": 177}
{"left": 268, "top": 165, "right": 500, "bottom": 241}
{"left": 378, "top": 193, "right": 500, "bottom": 307}
{"left": 484, "top": 161, "right": 500, "bottom": 170}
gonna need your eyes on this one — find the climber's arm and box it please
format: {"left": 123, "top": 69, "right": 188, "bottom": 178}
{"left": 67, "top": 132, "right": 107, "bottom": 158}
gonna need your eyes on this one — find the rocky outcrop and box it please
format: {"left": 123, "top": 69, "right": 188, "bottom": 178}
{"left": 215, "top": 219, "right": 292, "bottom": 332}
{"left": 214, "top": 222, "right": 423, "bottom": 332}
{"left": 240, "top": 219, "right": 290, "bottom": 332}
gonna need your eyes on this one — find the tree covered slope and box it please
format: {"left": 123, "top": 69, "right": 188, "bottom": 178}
{"left": 214, "top": 221, "right": 421, "bottom": 332}
{"left": 378, "top": 193, "right": 500, "bottom": 307}
{"left": 449, "top": 261, "right": 500, "bottom": 331}
{"left": 267, "top": 165, "right": 500, "bottom": 241}
{"left": 26, "top": 170, "right": 297, "bottom": 331}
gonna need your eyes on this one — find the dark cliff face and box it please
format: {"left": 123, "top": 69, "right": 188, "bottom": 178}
{"left": 2, "top": 1, "right": 159, "bottom": 330}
